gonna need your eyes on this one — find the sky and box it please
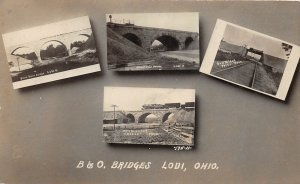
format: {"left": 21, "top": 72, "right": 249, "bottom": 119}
{"left": 103, "top": 87, "right": 195, "bottom": 111}
{"left": 106, "top": 13, "right": 199, "bottom": 33}
{"left": 3, "top": 16, "right": 90, "bottom": 48}
{"left": 223, "top": 25, "right": 290, "bottom": 60}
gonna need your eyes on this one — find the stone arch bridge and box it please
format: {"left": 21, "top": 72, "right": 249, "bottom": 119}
{"left": 104, "top": 109, "right": 182, "bottom": 124}
{"left": 107, "top": 22, "right": 198, "bottom": 51}
{"left": 126, "top": 109, "right": 181, "bottom": 123}
{"left": 7, "top": 28, "right": 92, "bottom": 62}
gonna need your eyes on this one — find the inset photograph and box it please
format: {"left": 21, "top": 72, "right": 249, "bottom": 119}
{"left": 106, "top": 13, "right": 200, "bottom": 71}
{"left": 200, "top": 19, "right": 299, "bottom": 101}
{"left": 2, "top": 16, "right": 101, "bottom": 89}
{"left": 103, "top": 87, "right": 196, "bottom": 146}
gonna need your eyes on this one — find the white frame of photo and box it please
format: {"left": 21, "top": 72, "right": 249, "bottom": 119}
{"left": 2, "top": 16, "right": 101, "bottom": 89}
{"left": 200, "top": 19, "right": 300, "bottom": 101}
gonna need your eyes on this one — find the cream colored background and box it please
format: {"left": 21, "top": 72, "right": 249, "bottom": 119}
{"left": 0, "top": 1, "right": 299, "bottom": 184}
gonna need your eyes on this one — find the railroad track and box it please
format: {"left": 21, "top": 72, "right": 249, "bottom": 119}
{"left": 212, "top": 60, "right": 258, "bottom": 88}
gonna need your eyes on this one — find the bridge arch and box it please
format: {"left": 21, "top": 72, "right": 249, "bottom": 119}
{"left": 138, "top": 113, "right": 151, "bottom": 123}
{"left": 10, "top": 46, "right": 38, "bottom": 60}
{"left": 185, "top": 37, "right": 194, "bottom": 49}
{"left": 152, "top": 35, "right": 179, "bottom": 51}
{"left": 123, "top": 33, "right": 142, "bottom": 47}
{"left": 70, "top": 34, "right": 90, "bottom": 51}
{"left": 162, "top": 112, "right": 174, "bottom": 122}
{"left": 79, "top": 33, "right": 91, "bottom": 38}
{"left": 40, "top": 40, "right": 69, "bottom": 60}
{"left": 138, "top": 113, "right": 159, "bottom": 123}
{"left": 126, "top": 113, "right": 135, "bottom": 123}
{"left": 11, "top": 46, "right": 27, "bottom": 55}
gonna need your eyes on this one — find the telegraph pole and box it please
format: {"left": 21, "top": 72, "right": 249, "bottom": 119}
{"left": 111, "top": 104, "right": 118, "bottom": 130}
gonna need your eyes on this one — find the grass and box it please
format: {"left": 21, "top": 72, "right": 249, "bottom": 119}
{"left": 262, "top": 65, "right": 284, "bottom": 89}
{"left": 110, "top": 55, "right": 198, "bottom": 71}
{"left": 252, "top": 65, "right": 280, "bottom": 95}
{"left": 104, "top": 127, "right": 188, "bottom": 145}
{"left": 107, "top": 27, "right": 154, "bottom": 67}
{"left": 151, "top": 56, "right": 198, "bottom": 69}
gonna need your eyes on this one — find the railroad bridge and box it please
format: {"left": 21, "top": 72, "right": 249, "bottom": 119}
{"left": 7, "top": 28, "right": 92, "bottom": 62}
{"left": 242, "top": 47, "right": 264, "bottom": 62}
{"left": 104, "top": 108, "right": 182, "bottom": 124}
{"left": 126, "top": 109, "right": 181, "bottom": 123}
{"left": 107, "top": 22, "right": 199, "bottom": 51}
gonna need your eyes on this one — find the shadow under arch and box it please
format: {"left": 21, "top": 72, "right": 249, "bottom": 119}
{"left": 152, "top": 35, "right": 179, "bottom": 51}
{"left": 185, "top": 36, "right": 194, "bottom": 49}
{"left": 123, "top": 33, "right": 142, "bottom": 47}
{"left": 138, "top": 113, "right": 159, "bottom": 123}
{"left": 162, "top": 112, "right": 174, "bottom": 122}
{"left": 126, "top": 113, "right": 135, "bottom": 123}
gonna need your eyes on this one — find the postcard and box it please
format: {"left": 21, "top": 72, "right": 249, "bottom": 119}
{"left": 103, "top": 87, "right": 196, "bottom": 145}
{"left": 2, "top": 16, "right": 101, "bottom": 89}
{"left": 106, "top": 13, "right": 200, "bottom": 71}
{"left": 200, "top": 19, "right": 299, "bottom": 100}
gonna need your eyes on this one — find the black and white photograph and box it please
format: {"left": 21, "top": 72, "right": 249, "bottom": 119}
{"left": 103, "top": 87, "right": 195, "bottom": 145}
{"left": 2, "top": 16, "right": 101, "bottom": 89}
{"left": 106, "top": 13, "right": 200, "bottom": 71}
{"left": 200, "top": 19, "right": 299, "bottom": 100}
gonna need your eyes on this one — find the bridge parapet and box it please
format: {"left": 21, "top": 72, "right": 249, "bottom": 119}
{"left": 107, "top": 22, "right": 198, "bottom": 35}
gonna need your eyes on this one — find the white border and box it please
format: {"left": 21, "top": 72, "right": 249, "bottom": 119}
{"left": 200, "top": 19, "right": 300, "bottom": 101}
{"left": 12, "top": 64, "right": 100, "bottom": 89}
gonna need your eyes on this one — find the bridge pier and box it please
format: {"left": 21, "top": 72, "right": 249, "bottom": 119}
{"left": 65, "top": 44, "right": 72, "bottom": 56}
{"left": 35, "top": 51, "right": 42, "bottom": 62}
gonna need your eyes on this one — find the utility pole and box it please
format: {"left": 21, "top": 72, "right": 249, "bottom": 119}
{"left": 111, "top": 104, "right": 118, "bottom": 130}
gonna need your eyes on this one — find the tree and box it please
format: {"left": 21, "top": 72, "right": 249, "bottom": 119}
{"left": 40, "top": 43, "right": 68, "bottom": 59}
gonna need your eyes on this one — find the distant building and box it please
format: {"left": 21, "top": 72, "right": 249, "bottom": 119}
{"left": 103, "top": 111, "right": 128, "bottom": 124}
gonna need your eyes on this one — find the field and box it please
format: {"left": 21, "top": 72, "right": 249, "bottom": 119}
{"left": 103, "top": 127, "right": 187, "bottom": 145}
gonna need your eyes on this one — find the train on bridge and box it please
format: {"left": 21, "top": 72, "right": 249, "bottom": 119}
{"left": 142, "top": 102, "right": 195, "bottom": 110}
